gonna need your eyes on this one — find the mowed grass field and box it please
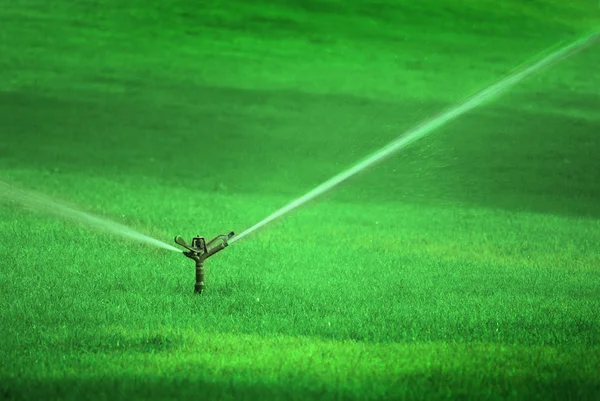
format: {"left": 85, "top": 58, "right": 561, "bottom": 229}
{"left": 1, "top": 0, "right": 600, "bottom": 400}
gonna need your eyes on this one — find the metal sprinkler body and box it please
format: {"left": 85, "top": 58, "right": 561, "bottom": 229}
{"left": 175, "top": 232, "right": 234, "bottom": 294}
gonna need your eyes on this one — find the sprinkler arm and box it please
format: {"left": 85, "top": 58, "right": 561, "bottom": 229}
{"left": 174, "top": 236, "right": 195, "bottom": 252}
{"left": 203, "top": 231, "right": 234, "bottom": 260}
{"left": 205, "top": 241, "right": 227, "bottom": 258}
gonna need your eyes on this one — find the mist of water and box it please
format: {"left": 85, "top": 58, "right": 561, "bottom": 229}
{"left": 0, "top": 180, "right": 180, "bottom": 252}
{"left": 230, "top": 32, "right": 599, "bottom": 244}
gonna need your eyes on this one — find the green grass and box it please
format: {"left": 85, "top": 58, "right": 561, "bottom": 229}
{"left": 1, "top": 0, "right": 600, "bottom": 400}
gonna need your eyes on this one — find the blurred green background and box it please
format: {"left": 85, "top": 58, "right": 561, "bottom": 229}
{"left": 2, "top": 0, "right": 599, "bottom": 217}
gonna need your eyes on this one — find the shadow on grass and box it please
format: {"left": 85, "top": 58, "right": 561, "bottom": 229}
{"left": 2, "top": 370, "right": 599, "bottom": 401}
{"left": 2, "top": 87, "right": 599, "bottom": 219}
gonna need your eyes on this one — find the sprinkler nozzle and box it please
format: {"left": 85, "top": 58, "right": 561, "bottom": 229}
{"left": 175, "top": 231, "right": 234, "bottom": 294}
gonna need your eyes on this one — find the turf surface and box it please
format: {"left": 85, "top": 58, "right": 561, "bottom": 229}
{"left": 1, "top": 0, "right": 599, "bottom": 400}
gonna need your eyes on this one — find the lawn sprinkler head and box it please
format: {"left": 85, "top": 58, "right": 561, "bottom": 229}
{"left": 175, "top": 231, "right": 234, "bottom": 294}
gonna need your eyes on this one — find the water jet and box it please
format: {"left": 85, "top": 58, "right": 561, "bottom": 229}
{"left": 230, "top": 32, "right": 599, "bottom": 244}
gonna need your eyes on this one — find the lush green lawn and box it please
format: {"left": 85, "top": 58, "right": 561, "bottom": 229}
{"left": 1, "top": 0, "right": 599, "bottom": 400}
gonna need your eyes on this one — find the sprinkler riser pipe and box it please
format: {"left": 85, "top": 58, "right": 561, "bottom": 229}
{"left": 194, "top": 260, "right": 205, "bottom": 294}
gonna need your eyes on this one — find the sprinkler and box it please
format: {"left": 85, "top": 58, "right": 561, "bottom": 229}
{"left": 174, "top": 231, "right": 234, "bottom": 294}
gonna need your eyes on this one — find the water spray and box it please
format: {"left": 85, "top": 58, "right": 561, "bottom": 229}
{"left": 174, "top": 232, "right": 234, "bottom": 294}
{"left": 0, "top": 180, "right": 179, "bottom": 252}
{"left": 230, "top": 31, "right": 599, "bottom": 244}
